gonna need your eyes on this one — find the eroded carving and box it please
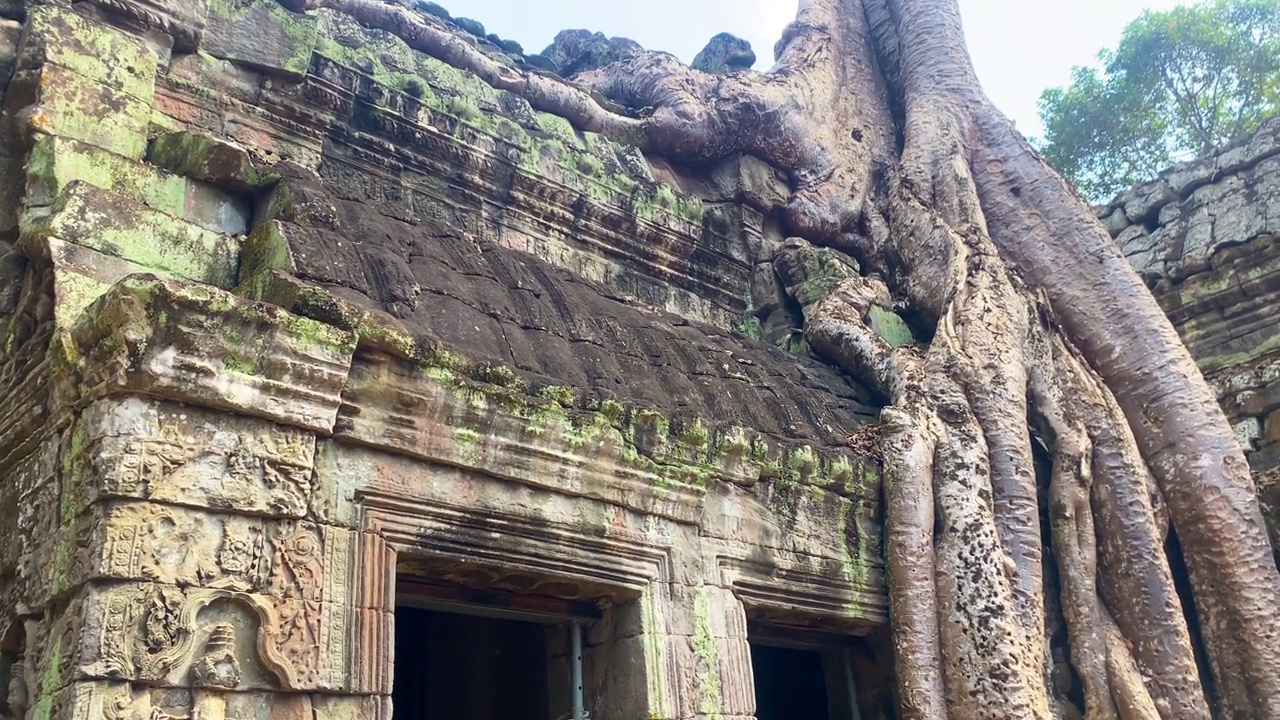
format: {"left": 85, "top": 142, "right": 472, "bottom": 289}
{"left": 103, "top": 505, "right": 220, "bottom": 587}
{"left": 138, "top": 587, "right": 187, "bottom": 679}
{"left": 1, "top": 622, "right": 26, "bottom": 717}
{"left": 96, "top": 503, "right": 285, "bottom": 597}
{"left": 191, "top": 623, "right": 241, "bottom": 689}
{"left": 75, "top": 399, "right": 317, "bottom": 518}
{"left": 212, "top": 521, "right": 268, "bottom": 592}
{"left": 267, "top": 521, "right": 325, "bottom": 686}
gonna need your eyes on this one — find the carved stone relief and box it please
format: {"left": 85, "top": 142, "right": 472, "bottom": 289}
{"left": 78, "top": 583, "right": 304, "bottom": 690}
{"left": 96, "top": 504, "right": 267, "bottom": 594}
{"left": 0, "top": 621, "right": 27, "bottom": 720}
{"left": 73, "top": 517, "right": 348, "bottom": 692}
{"left": 190, "top": 624, "right": 241, "bottom": 689}
{"left": 265, "top": 520, "right": 326, "bottom": 688}
{"left": 71, "top": 398, "right": 317, "bottom": 519}
{"left": 7, "top": 438, "right": 59, "bottom": 608}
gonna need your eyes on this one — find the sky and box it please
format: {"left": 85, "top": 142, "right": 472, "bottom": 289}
{"left": 440, "top": 0, "right": 1194, "bottom": 139}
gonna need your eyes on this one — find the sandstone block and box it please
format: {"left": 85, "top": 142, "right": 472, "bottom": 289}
{"left": 27, "top": 135, "right": 251, "bottom": 236}
{"left": 24, "top": 181, "right": 240, "bottom": 288}
{"left": 702, "top": 154, "right": 789, "bottom": 212}
{"left": 58, "top": 580, "right": 350, "bottom": 692}
{"left": 20, "top": 5, "right": 158, "bottom": 101}
{"left": 65, "top": 276, "right": 356, "bottom": 433}
{"left": 79, "top": 0, "right": 210, "bottom": 53}
{"left": 66, "top": 396, "right": 318, "bottom": 518}
{"left": 149, "top": 130, "right": 277, "bottom": 192}
{"left": 11, "top": 64, "right": 151, "bottom": 157}
{"left": 204, "top": 0, "right": 318, "bottom": 79}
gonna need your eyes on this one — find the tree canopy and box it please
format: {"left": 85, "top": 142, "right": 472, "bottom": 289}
{"left": 1037, "top": 0, "right": 1280, "bottom": 202}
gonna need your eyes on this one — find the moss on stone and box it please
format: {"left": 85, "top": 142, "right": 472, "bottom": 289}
{"left": 25, "top": 183, "right": 239, "bottom": 288}
{"left": 206, "top": 0, "right": 319, "bottom": 78}
{"left": 51, "top": 266, "right": 115, "bottom": 330}
{"left": 27, "top": 135, "right": 187, "bottom": 217}
{"left": 24, "top": 4, "right": 158, "bottom": 101}
{"left": 30, "top": 631, "right": 65, "bottom": 720}
{"left": 1197, "top": 331, "right": 1280, "bottom": 373}
{"left": 868, "top": 305, "right": 916, "bottom": 348}
{"left": 149, "top": 131, "right": 276, "bottom": 190}
{"left": 307, "top": 14, "right": 708, "bottom": 228}
{"left": 691, "top": 585, "right": 723, "bottom": 716}
{"left": 237, "top": 274, "right": 878, "bottom": 496}
{"left": 25, "top": 65, "right": 152, "bottom": 158}
{"left": 241, "top": 220, "right": 298, "bottom": 280}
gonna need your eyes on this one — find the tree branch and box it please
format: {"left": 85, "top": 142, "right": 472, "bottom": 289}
{"left": 276, "top": 0, "right": 648, "bottom": 144}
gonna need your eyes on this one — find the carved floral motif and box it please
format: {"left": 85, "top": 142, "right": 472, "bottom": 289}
{"left": 268, "top": 521, "right": 325, "bottom": 686}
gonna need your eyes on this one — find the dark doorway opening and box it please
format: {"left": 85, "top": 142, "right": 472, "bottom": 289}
{"left": 751, "top": 643, "right": 832, "bottom": 720}
{"left": 393, "top": 605, "right": 550, "bottom": 720}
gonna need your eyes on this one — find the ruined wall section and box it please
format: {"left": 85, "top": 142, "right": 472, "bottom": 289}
{"left": 0, "top": 3, "right": 891, "bottom": 719}
{"left": 1104, "top": 115, "right": 1280, "bottom": 549}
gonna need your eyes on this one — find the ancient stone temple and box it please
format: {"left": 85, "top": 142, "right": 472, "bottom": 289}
{"left": 1, "top": 1, "right": 1278, "bottom": 718}
{"left": 1100, "top": 116, "right": 1280, "bottom": 559}
{"left": 0, "top": 2, "right": 890, "bottom": 718}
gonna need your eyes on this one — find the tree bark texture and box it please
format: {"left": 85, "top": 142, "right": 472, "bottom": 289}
{"left": 278, "top": 0, "right": 1280, "bottom": 717}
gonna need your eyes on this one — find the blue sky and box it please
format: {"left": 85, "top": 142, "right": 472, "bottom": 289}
{"left": 442, "top": 0, "right": 1192, "bottom": 139}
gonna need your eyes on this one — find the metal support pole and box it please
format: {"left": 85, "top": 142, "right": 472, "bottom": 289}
{"left": 571, "top": 622, "right": 586, "bottom": 720}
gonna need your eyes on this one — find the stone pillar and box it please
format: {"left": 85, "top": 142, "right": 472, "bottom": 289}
{"left": 6, "top": 273, "right": 371, "bottom": 718}
{"left": 19, "top": 393, "right": 385, "bottom": 718}
{"left": 581, "top": 581, "right": 755, "bottom": 720}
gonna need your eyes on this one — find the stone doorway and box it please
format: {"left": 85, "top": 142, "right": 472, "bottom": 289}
{"left": 749, "top": 625, "right": 868, "bottom": 720}
{"left": 393, "top": 578, "right": 600, "bottom": 720}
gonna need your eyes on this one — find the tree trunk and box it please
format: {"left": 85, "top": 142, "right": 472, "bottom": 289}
{"left": 280, "top": 0, "right": 1280, "bottom": 716}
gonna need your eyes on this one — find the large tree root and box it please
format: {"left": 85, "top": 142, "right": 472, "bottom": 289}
{"left": 273, "top": 0, "right": 1280, "bottom": 716}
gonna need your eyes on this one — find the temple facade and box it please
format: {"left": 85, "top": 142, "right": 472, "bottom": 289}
{"left": 0, "top": 1, "right": 1276, "bottom": 719}
{"left": 0, "top": 3, "right": 890, "bottom": 718}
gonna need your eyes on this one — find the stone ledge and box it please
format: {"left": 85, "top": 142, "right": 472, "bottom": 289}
{"left": 59, "top": 275, "right": 357, "bottom": 434}
{"left": 23, "top": 181, "right": 241, "bottom": 290}
{"left": 26, "top": 134, "right": 252, "bottom": 237}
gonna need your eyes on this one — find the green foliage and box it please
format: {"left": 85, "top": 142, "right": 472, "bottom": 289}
{"left": 1036, "top": 0, "right": 1280, "bottom": 202}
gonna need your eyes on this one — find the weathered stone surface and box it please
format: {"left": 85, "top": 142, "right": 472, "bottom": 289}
{"left": 0, "top": 18, "right": 21, "bottom": 95}
{"left": 66, "top": 396, "right": 318, "bottom": 518}
{"left": 8, "top": 64, "right": 151, "bottom": 157}
{"left": 36, "top": 237, "right": 155, "bottom": 327}
{"left": 238, "top": 171, "right": 877, "bottom": 450}
{"left": 701, "top": 153, "right": 789, "bottom": 212}
{"left": 23, "top": 181, "right": 240, "bottom": 287}
{"left": 60, "top": 577, "right": 350, "bottom": 691}
{"left": 27, "top": 135, "right": 250, "bottom": 236}
{"left": 64, "top": 276, "right": 357, "bottom": 433}
{"left": 148, "top": 130, "right": 276, "bottom": 192}
{"left": 80, "top": 0, "right": 209, "bottom": 52}
{"left": 539, "top": 29, "right": 643, "bottom": 77}
{"left": 18, "top": 5, "right": 158, "bottom": 101}
{"left": 203, "top": 0, "right": 317, "bottom": 79}
{"left": 691, "top": 33, "right": 756, "bottom": 74}
{"left": 0, "top": 4, "right": 902, "bottom": 717}
{"left": 1111, "top": 115, "right": 1280, "bottom": 281}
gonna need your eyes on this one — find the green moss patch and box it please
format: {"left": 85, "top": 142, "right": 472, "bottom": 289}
{"left": 22, "top": 5, "right": 158, "bottom": 101}
{"left": 24, "top": 182, "right": 239, "bottom": 288}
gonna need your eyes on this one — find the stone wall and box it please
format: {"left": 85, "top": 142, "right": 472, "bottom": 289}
{"left": 0, "top": 3, "right": 891, "bottom": 719}
{"left": 1103, "top": 115, "right": 1280, "bottom": 552}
